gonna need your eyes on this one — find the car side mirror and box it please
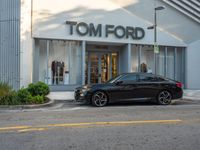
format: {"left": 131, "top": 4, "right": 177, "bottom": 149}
{"left": 115, "top": 81, "right": 123, "bottom": 85}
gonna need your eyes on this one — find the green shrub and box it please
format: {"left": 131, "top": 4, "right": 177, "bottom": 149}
{"left": 0, "top": 81, "right": 49, "bottom": 105}
{"left": 30, "top": 95, "right": 44, "bottom": 104}
{"left": 16, "top": 88, "right": 32, "bottom": 104}
{"left": 27, "top": 82, "right": 50, "bottom": 96}
{"left": 0, "top": 91, "right": 20, "bottom": 105}
{"left": 0, "top": 82, "right": 20, "bottom": 105}
{"left": 0, "top": 82, "right": 12, "bottom": 99}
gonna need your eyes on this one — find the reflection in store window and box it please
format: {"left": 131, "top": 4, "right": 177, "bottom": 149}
{"left": 141, "top": 47, "right": 154, "bottom": 74}
{"left": 39, "top": 40, "right": 82, "bottom": 85}
{"left": 130, "top": 45, "right": 185, "bottom": 83}
{"left": 112, "top": 53, "right": 118, "bottom": 78}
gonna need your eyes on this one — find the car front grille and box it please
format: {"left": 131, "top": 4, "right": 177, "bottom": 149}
{"left": 75, "top": 89, "right": 83, "bottom": 101}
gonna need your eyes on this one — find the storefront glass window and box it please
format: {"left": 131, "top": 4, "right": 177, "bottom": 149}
{"left": 39, "top": 40, "right": 82, "bottom": 85}
{"left": 140, "top": 46, "right": 155, "bottom": 73}
{"left": 130, "top": 44, "right": 185, "bottom": 84}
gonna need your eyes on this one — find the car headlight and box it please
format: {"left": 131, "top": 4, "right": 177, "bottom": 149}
{"left": 82, "top": 88, "right": 91, "bottom": 93}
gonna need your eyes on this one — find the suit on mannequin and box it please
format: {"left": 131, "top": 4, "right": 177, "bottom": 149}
{"left": 51, "top": 61, "right": 65, "bottom": 84}
{"left": 51, "top": 61, "right": 58, "bottom": 84}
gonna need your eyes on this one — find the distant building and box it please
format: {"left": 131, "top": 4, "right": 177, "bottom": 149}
{"left": 0, "top": 0, "right": 200, "bottom": 90}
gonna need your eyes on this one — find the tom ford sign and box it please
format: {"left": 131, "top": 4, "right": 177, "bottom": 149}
{"left": 66, "top": 21, "right": 145, "bottom": 40}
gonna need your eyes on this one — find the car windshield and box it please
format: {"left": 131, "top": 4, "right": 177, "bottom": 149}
{"left": 107, "top": 75, "right": 123, "bottom": 83}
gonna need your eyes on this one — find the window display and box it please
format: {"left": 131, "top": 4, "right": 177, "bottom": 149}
{"left": 38, "top": 40, "right": 82, "bottom": 85}
{"left": 51, "top": 61, "right": 65, "bottom": 84}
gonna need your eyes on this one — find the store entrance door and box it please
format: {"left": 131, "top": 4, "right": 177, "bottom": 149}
{"left": 86, "top": 52, "right": 118, "bottom": 84}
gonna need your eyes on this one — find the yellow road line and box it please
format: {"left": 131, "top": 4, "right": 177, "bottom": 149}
{"left": 18, "top": 128, "right": 46, "bottom": 133}
{"left": 0, "top": 119, "right": 182, "bottom": 133}
{"left": 0, "top": 126, "right": 30, "bottom": 131}
{"left": 47, "top": 119, "right": 182, "bottom": 127}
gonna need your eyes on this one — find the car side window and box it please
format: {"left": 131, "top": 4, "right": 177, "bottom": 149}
{"left": 139, "top": 74, "right": 157, "bottom": 82}
{"left": 157, "top": 77, "right": 166, "bottom": 82}
{"left": 119, "top": 74, "right": 138, "bottom": 82}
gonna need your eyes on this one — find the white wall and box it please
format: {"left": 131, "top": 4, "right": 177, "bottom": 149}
{"left": 20, "top": 0, "right": 33, "bottom": 87}
{"left": 186, "top": 40, "right": 200, "bottom": 89}
{"left": 32, "top": 0, "right": 186, "bottom": 47}
{"left": 125, "top": 0, "right": 200, "bottom": 44}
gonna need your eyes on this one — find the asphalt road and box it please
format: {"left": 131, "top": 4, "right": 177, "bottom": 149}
{"left": 0, "top": 100, "right": 200, "bottom": 150}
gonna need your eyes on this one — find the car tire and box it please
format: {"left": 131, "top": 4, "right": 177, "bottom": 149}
{"left": 91, "top": 91, "right": 108, "bottom": 107}
{"left": 157, "top": 90, "right": 172, "bottom": 105}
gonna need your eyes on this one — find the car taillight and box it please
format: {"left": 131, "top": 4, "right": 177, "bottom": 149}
{"left": 176, "top": 82, "right": 183, "bottom": 88}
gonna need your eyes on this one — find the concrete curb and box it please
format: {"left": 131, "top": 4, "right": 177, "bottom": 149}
{"left": 0, "top": 99, "right": 55, "bottom": 110}
{"left": 53, "top": 99, "right": 75, "bottom": 104}
{"left": 183, "top": 96, "right": 200, "bottom": 101}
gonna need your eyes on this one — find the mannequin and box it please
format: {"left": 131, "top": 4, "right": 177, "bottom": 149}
{"left": 51, "top": 60, "right": 58, "bottom": 84}
{"left": 140, "top": 62, "right": 147, "bottom": 73}
{"left": 51, "top": 60, "right": 65, "bottom": 84}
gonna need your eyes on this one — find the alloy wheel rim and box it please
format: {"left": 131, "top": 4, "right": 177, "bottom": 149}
{"left": 93, "top": 92, "right": 107, "bottom": 107}
{"left": 158, "top": 91, "right": 172, "bottom": 104}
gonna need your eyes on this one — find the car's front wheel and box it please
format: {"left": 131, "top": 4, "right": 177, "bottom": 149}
{"left": 91, "top": 91, "right": 108, "bottom": 107}
{"left": 157, "top": 90, "right": 172, "bottom": 105}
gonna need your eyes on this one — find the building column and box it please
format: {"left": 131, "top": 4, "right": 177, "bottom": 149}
{"left": 164, "top": 46, "right": 167, "bottom": 77}
{"left": 174, "top": 47, "right": 177, "bottom": 80}
{"left": 46, "top": 40, "right": 50, "bottom": 84}
{"left": 33, "top": 39, "right": 39, "bottom": 83}
{"left": 183, "top": 47, "right": 186, "bottom": 88}
{"left": 138, "top": 45, "right": 142, "bottom": 72}
{"left": 127, "top": 43, "right": 131, "bottom": 72}
{"left": 20, "top": 0, "right": 33, "bottom": 88}
{"left": 81, "top": 41, "right": 86, "bottom": 85}
{"left": 119, "top": 43, "right": 132, "bottom": 73}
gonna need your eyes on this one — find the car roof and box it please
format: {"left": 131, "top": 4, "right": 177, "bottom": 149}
{"left": 120, "top": 72, "right": 172, "bottom": 80}
{"left": 121, "top": 72, "right": 154, "bottom": 76}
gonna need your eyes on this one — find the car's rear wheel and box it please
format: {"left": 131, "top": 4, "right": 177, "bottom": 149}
{"left": 91, "top": 91, "right": 108, "bottom": 107}
{"left": 157, "top": 90, "right": 172, "bottom": 105}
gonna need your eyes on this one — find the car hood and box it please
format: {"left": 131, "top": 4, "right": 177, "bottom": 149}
{"left": 76, "top": 83, "right": 106, "bottom": 90}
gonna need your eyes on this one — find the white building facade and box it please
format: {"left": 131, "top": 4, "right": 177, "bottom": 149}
{"left": 0, "top": 0, "right": 200, "bottom": 90}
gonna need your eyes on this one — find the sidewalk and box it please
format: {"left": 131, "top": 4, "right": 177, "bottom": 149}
{"left": 183, "top": 90, "right": 200, "bottom": 101}
{"left": 47, "top": 90, "right": 200, "bottom": 101}
{"left": 47, "top": 92, "right": 74, "bottom": 101}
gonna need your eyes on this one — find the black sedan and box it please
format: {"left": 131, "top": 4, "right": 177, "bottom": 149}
{"left": 74, "top": 73, "right": 183, "bottom": 107}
